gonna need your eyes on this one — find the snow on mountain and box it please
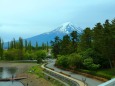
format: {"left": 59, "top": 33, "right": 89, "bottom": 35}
{"left": 48, "top": 22, "right": 82, "bottom": 34}
{"left": 25, "top": 22, "right": 83, "bottom": 46}
{"left": 4, "top": 22, "right": 83, "bottom": 48}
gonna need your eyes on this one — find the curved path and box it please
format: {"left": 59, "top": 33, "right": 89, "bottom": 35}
{"left": 42, "top": 64, "right": 87, "bottom": 86}
{"left": 46, "top": 59, "right": 103, "bottom": 86}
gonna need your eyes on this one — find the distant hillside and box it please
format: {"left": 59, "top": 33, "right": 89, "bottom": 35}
{"left": 25, "top": 22, "right": 82, "bottom": 46}
{"left": 4, "top": 22, "right": 83, "bottom": 48}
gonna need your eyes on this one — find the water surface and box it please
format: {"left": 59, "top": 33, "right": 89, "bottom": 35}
{"left": 0, "top": 67, "right": 24, "bottom": 86}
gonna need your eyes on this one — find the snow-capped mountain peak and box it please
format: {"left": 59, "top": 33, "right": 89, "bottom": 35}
{"left": 52, "top": 22, "right": 78, "bottom": 34}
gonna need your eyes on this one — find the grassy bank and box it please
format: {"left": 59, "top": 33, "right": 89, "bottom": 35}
{"left": 78, "top": 68, "right": 115, "bottom": 80}
{"left": 27, "top": 65, "right": 65, "bottom": 86}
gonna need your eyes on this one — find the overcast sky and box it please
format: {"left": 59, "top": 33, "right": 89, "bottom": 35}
{"left": 0, "top": 0, "right": 115, "bottom": 42}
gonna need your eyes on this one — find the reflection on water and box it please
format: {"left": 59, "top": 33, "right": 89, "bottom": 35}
{"left": 0, "top": 81, "right": 24, "bottom": 86}
{"left": 0, "top": 67, "right": 17, "bottom": 78}
{"left": 0, "top": 67, "right": 24, "bottom": 86}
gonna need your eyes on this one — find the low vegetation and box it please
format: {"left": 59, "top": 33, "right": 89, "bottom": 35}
{"left": 28, "top": 65, "right": 44, "bottom": 78}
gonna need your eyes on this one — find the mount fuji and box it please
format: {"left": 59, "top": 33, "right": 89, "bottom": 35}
{"left": 26, "top": 22, "right": 82, "bottom": 46}
{"left": 3, "top": 22, "right": 82, "bottom": 48}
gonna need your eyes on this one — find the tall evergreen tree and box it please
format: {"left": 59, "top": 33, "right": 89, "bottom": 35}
{"left": 19, "top": 37, "right": 23, "bottom": 50}
{"left": 25, "top": 40, "right": 28, "bottom": 51}
{"left": 51, "top": 36, "right": 61, "bottom": 58}
{"left": 28, "top": 41, "right": 32, "bottom": 51}
{"left": 70, "top": 31, "right": 78, "bottom": 52}
{"left": 18, "top": 37, "right": 23, "bottom": 60}
{"left": 110, "top": 19, "right": 115, "bottom": 67}
{"left": 80, "top": 27, "right": 92, "bottom": 51}
{"left": 46, "top": 41, "right": 49, "bottom": 52}
{"left": 36, "top": 41, "right": 38, "bottom": 50}
{"left": 102, "top": 20, "right": 113, "bottom": 68}
{"left": 8, "top": 42, "right": 10, "bottom": 50}
{"left": 60, "top": 34, "right": 71, "bottom": 54}
{"left": 13, "top": 38, "right": 16, "bottom": 49}
{"left": 0, "top": 38, "right": 3, "bottom": 60}
{"left": 10, "top": 41, "right": 14, "bottom": 49}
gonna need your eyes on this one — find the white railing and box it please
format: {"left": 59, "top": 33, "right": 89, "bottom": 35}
{"left": 98, "top": 78, "right": 115, "bottom": 86}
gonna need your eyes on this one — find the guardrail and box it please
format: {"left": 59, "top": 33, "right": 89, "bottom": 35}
{"left": 98, "top": 78, "right": 115, "bottom": 86}
{"left": 41, "top": 64, "right": 87, "bottom": 86}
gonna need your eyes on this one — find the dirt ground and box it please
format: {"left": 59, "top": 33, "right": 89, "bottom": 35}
{"left": 0, "top": 62, "right": 53, "bottom": 86}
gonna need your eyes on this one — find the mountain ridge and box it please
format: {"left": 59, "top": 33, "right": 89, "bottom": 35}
{"left": 4, "top": 22, "right": 83, "bottom": 48}
{"left": 26, "top": 22, "right": 82, "bottom": 46}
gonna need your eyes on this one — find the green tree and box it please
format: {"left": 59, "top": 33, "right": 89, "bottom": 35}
{"left": 51, "top": 36, "right": 61, "bottom": 58}
{"left": 80, "top": 27, "right": 92, "bottom": 51}
{"left": 70, "top": 31, "right": 78, "bottom": 52}
{"left": 28, "top": 41, "right": 32, "bottom": 51}
{"left": 46, "top": 41, "right": 49, "bottom": 52}
{"left": 68, "top": 53, "right": 82, "bottom": 69}
{"left": 8, "top": 42, "right": 10, "bottom": 50}
{"left": 25, "top": 40, "right": 28, "bottom": 51}
{"left": 36, "top": 50, "right": 46, "bottom": 63}
{"left": 10, "top": 41, "right": 14, "bottom": 49}
{"left": 13, "top": 38, "right": 16, "bottom": 49}
{"left": 56, "top": 55, "right": 69, "bottom": 68}
{"left": 83, "top": 58, "right": 100, "bottom": 70}
{"left": 60, "top": 35, "right": 71, "bottom": 55}
{"left": 0, "top": 38, "right": 4, "bottom": 60}
{"left": 18, "top": 37, "right": 23, "bottom": 60}
{"left": 36, "top": 41, "right": 39, "bottom": 50}
{"left": 102, "top": 20, "right": 114, "bottom": 69}
{"left": 4, "top": 49, "right": 19, "bottom": 60}
{"left": 110, "top": 19, "right": 115, "bottom": 67}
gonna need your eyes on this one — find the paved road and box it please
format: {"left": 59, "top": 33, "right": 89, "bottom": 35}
{"left": 46, "top": 59, "right": 103, "bottom": 86}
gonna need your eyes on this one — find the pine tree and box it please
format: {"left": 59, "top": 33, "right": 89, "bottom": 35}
{"left": 8, "top": 42, "right": 10, "bottom": 50}
{"left": 80, "top": 27, "right": 92, "bottom": 51}
{"left": 46, "top": 41, "right": 49, "bottom": 52}
{"left": 51, "top": 36, "right": 61, "bottom": 58}
{"left": 60, "top": 34, "right": 71, "bottom": 54}
{"left": 25, "top": 40, "right": 28, "bottom": 51}
{"left": 18, "top": 37, "right": 23, "bottom": 60}
{"left": 0, "top": 38, "right": 4, "bottom": 60}
{"left": 36, "top": 41, "right": 38, "bottom": 50}
{"left": 28, "top": 41, "right": 32, "bottom": 51}
{"left": 13, "top": 38, "right": 16, "bottom": 49}
{"left": 70, "top": 31, "right": 78, "bottom": 53}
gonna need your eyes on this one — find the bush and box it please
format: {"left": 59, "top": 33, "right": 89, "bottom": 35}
{"left": 68, "top": 53, "right": 83, "bottom": 69}
{"left": 4, "top": 49, "right": 19, "bottom": 60}
{"left": 83, "top": 58, "right": 100, "bottom": 70}
{"left": 36, "top": 50, "right": 46, "bottom": 63}
{"left": 96, "top": 72, "right": 112, "bottom": 79}
{"left": 56, "top": 55, "right": 69, "bottom": 68}
{"left": 24, "top": 51, "right": 37, "bottom": 60}
{"left": 78, "top": 69, "right": 112, "bottom": 79}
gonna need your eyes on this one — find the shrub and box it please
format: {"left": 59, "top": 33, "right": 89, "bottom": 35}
{"left": 68, "top": 53, "right": 83, "bottom": 69}
{"left": 56, "top": 55, "right": 69, "bottom": 68}
{"left": 36, "top": 50, "right": 46, "bottom": 63}
{"left": 83, "top": 58, "right": 100, "bottom": 70}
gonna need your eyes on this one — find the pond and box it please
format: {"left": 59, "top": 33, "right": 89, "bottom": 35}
{"left": 0, "top": 67, "right": 24, "bottom": 86}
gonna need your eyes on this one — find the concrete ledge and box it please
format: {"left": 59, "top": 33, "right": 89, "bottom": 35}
{"left": 98, "top": 78, "right": 115, "bottom": 86}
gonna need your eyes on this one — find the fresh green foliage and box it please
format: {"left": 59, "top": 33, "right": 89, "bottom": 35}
{"left": 28, "top": 65, "right": 44, "bottom": 78}
{"left": 36, "top": 50, "right": 46, "bottom": 63}
{"left": 68, "top": 53, "right": 82, "bottom": 69}
{"left": 83, "top": 58, "right": 100, "bottom": 70}
{"left": 0, "top": 38, "right": 3, "bottom": 60}
{"left": 51, "top": 36, "right": 61, "bottom": 58}
{"left": 56, "top": 55, "right": 69, "bottom": 68}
